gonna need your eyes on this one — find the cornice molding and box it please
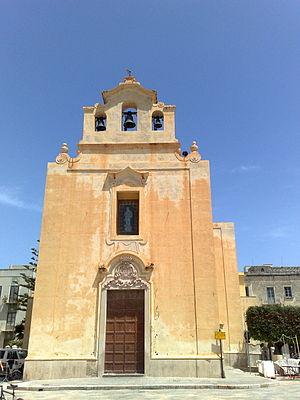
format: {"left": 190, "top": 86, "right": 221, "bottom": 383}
{"left": 102, "top": 76, "right": 157, "bottom": 104}
{"left": 106, "top": 166, "right": 149, "bottom": 188}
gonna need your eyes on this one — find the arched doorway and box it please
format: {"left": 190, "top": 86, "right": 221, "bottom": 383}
{"left": 100, "top": 255, "right": 150, "bottom": 375}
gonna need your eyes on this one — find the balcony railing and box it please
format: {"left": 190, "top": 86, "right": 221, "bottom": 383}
{"left": 4, "top": 324, "right": 15, "bottom": 331}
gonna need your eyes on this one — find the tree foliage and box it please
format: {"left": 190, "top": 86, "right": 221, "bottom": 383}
{"left": 16, "top": 245, "right": 38, "bottom": 312}
{"left": 246, "top": 305, "right": 300, "bottom": 345}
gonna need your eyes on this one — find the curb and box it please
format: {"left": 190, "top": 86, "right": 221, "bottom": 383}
{"left": 17, "top": 382, "right": 279, "bottom": 391}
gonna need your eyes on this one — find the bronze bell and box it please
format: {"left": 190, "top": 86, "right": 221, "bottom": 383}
{"left": 153, "top": 116, "right": 163, "bottom": 130}
{"left": 95, "top": 117, "right": 106, "bottom": 131}
{"left": 123, "top": 111, "right": 136, "bottom": 130}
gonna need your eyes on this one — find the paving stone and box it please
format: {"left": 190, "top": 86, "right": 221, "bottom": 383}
{"left": 13, "top": 382, "right": 300, "bottom": 400}
{"left": 8, "top": 368, "right": 299, "bottom": 399}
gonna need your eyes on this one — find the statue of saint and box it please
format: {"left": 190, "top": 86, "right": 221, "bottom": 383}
{"left": 124, "top": 206, "right": 133, "bottom": 232}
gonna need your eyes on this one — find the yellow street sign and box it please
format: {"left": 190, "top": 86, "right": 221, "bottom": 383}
{"left": 215, "top": 331, "right": 226, "bottom": 340}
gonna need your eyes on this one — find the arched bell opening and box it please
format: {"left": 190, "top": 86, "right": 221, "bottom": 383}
{"left": 95, "top": 112, "right": 107, "bottom": 132}
{"left": 152, "top": 110, "right": 164, "bottom": 131}
{"left": 122, "top": 103, "right": 137, "bottom": 131}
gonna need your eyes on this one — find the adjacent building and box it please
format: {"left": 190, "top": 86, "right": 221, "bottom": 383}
{"left": 25, "top": 75, "right": 244, "bottom": 379}
{"left": 239, "top": 264, "right": 300, "bottom": 327}
{"left": 241, "top": 264, "right": 300, "bottom": 304}
{"left": 0, "top": 265, "right": 34, "bottom": 348}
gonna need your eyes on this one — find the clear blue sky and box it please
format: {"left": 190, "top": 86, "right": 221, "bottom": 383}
{"left": 0, "top": 1, "right": 299, "bottom": 269}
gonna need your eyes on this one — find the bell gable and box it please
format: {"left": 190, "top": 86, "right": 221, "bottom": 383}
{"left": 81, "top": 75, "right": 176, "bottom": 145}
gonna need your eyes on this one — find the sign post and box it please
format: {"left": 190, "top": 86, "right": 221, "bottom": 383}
{"left": 215, "top": 327, "right": 226, "bottom": 378}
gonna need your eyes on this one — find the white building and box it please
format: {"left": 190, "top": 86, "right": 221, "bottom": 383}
{"left": 0, "top": 265, "right": 34, "bottom": 348}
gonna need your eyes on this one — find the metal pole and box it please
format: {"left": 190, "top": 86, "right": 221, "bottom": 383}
{"left": 295, "top": 335, "right": 300, "bottom": 358}
{"left": 219, "top": 337, "right": 225, "bottom": 378}
{"left": 245, "top": 338, "right": 251, "bottom": 374}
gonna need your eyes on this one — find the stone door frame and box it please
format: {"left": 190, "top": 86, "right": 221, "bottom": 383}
{"left": 97, "top": 254, "right": 151, "bottom": 376}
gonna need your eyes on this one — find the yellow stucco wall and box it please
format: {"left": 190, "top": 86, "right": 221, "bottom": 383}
{"left": 26, "top": 76, "right": 244, "bottom": 378}
{"left": 213, "top": 223, "right": 244, "bottom": 353}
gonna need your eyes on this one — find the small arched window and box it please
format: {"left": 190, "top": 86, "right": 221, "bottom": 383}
{"left": 152, "top": 111, "right": 164, "bottom": 131}
{"left": 95, "top": 113, "right": 107, "bottom": 131}
{"left": 122, "top": 104, "right": 137, "bottom": 131}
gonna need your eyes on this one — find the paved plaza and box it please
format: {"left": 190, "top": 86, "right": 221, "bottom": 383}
{"left": 13, "top": 381, "right": 300, "bottom": 400}
{"left": 5, "top": 369, "right": 298, "bottom": 400}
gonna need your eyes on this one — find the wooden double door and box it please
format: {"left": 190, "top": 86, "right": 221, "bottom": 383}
{"left": 104, "top": 290, "right": 144, "bottom": 374}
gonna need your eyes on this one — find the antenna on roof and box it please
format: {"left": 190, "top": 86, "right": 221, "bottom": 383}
{"left": 125, "top": 68, "right": 133, "bottom": 77}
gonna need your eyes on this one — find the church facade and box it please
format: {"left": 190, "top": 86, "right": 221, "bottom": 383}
{"left": 25, "top": 76, "right": 244, "bottom": 379}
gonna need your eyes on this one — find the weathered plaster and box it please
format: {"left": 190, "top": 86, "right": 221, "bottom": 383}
{"left": 25, "top": 76, "right": 243, "bottom": 379}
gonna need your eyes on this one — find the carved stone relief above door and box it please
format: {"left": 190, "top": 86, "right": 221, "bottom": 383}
{"left": 100, "top": 254, "right": 153, "bottom": 290}
{"left": 104, "top": 261, "right": 148, "bottom": 290}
